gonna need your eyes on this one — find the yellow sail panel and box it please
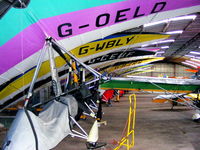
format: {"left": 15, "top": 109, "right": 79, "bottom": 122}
{"left": 70, "top": 34, "right": 169, "bottom": 58}
{"left": 107, "top": 57, "right": 164, "bottom": 73}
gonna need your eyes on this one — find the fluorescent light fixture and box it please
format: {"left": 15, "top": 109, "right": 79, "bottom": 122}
{"left": 166, "top": 30, "right": 183, "bottom": 34}
{"left": 161, "top": 46, "right": 169, "bottom": 49}
{"left": 142, "top": 40, "right": 174, "bottom": 47}
{"left": 182, "top": 62, "right": 197, "bottom": 68}
{"left": 191, "top": 58, "right": 200, "bottom": 63}
{"left": 152, "top": 39, "right": 175, "bottom": 44}
{"left": 141, "top": 44, "right": 149, "bottom": 47}
{"left": 185, "top": 54, "right": 195, "bottom": 58}
{"left": 185, "top": 60, "right": 200, "bottom": 66}
{"left": 144, "top": 20, "right": 168, "bottom": 27}
{"left": 169, "top": 15, "right": 196, "bottom": 21}
{"left": 190, "top": 51, "right": 200, "bottom": 55}
{"left": 156, "top": 51, "right": 165, "bottom": 54}
{"left": 144, "top": 15, "right": 196, "bottom": 27}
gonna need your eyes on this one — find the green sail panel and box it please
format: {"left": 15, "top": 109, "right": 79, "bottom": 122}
{"left": 100, "top": 77, "right": 200, "bottom": 93}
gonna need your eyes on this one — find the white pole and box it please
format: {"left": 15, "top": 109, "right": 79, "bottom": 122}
{"left": 47, "top": 41, "right": 62, "bottom": 97}
{"left": 24, "top": 43, "right": 47, "bottom": 107}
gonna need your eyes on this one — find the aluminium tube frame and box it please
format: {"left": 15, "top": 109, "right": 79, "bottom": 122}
{"left": 50, "top": 39, "right": 102, "bottom": 78}
{"left": 24, "top": 43, "right": 47, "bottom": 107}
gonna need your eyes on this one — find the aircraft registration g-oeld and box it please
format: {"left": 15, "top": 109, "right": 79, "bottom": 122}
{"left": 0, "top": 0, "right": 200, "bottom": 107}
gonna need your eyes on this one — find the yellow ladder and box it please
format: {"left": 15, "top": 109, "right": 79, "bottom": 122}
{"left": 114, "top": 94, "right": 137, "bottom": 150}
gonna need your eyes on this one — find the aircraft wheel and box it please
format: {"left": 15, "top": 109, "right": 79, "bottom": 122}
{"left": 192, "top": 113, "right": 200, "bottom": 122}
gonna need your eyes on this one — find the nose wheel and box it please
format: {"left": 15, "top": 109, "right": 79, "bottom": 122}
{"left": 86, "top": 142, "right": 106, "bottom": 150}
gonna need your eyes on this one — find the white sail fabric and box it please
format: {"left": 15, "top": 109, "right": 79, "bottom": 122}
{"left": 153, "top": 94, "right": 192, "bottom": 101}
{"left": 117, "top": 76, "right": 200, "bottom": 85}
{"left": 153, "top": 94, "right": 184, "bottom": 100}
{"left": 59, "top": 95, "right": 78, "bottom": 119}
{"left": 3, "top": 96, "right": 78, "bottom": 150}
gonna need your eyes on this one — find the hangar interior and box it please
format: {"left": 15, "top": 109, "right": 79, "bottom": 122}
{"left": 0, "top": 1, "right": 200, "bottom": 150}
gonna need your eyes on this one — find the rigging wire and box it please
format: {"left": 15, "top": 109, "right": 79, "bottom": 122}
{"left": 102, "top": 26, "right": 158, "bottom": 75}
{"left": 149, "top": 81, "right": 200, "bottom": 110}
{"left": 9, "top": 1, "right": 163, "bottom": 92}
{"left": 19, "top": 0, "right": 26, "bottom": 106}
{"left": 103, "top": 28, "right": 144, "bottom": 76}
{"left": 0, "top": 0, "right": 49, "bottom": 103}
{"left": 18, "top": 0, "right": 49, "bottom": 37}
{"left": 101, "top": 12, "right": 162, "bottom": 77}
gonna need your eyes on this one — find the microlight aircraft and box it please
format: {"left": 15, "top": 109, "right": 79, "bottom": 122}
{"left": 0, "top": 0, "right": 200, "bottom": 150}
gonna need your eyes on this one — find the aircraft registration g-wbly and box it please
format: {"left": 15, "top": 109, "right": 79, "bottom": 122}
{"left": 0, "top": 0, "right": 200, "bottom": 150}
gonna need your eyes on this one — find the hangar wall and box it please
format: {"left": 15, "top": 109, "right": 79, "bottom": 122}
{"left": 141, "top": 63, "right": 194, "bottom": 78}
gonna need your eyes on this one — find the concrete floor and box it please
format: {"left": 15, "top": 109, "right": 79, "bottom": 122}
{"left": 0, "top": 92, "right": 200, "bottom": 150}
{"left": 134, "top": 93, "right": 200, "bottom": 150}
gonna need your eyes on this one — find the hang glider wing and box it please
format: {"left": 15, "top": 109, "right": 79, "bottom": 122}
{"left": 119, "top": 64, "right": 153, "bottom": 76}
{"left": 0, "top": 32, "right": 168, "bottom": 107}
{"left": 100, "top": 76, "right": 200, "bottom": 93}
{"left": 0, "top": 0, "right": 200, "bottom": 107}
{"left": 152, "top": 94, "right": 191, "bottom": 103}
